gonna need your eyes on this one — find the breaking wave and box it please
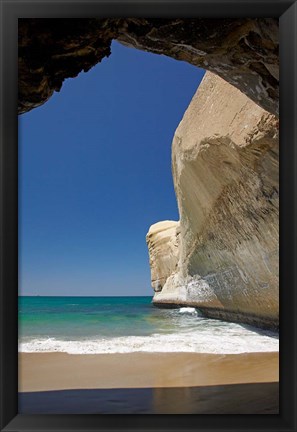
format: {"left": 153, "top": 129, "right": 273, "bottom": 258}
{"left": 178, "top": 307, "right": 197, "bottom": 314}
{"left": 19, "top": 326, "right": 279, "bottom": 355}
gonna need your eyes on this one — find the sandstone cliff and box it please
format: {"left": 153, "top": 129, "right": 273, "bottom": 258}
{"left": 146, "top": 221, "right": 180, "bottom": 293}
{"left": 147, "top": 72, "right": 279, "bottom": 329}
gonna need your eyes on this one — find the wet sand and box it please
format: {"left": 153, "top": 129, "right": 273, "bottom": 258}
{"left": 19, "top": 352, "right": 278, "bottom": 391}
{"left": 19, "top": 352, "right": 279, "bottom": 414}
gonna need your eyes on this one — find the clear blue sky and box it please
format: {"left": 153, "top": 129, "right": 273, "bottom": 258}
{"left": 19, "top": 41, "right": 205, "bottom": 296}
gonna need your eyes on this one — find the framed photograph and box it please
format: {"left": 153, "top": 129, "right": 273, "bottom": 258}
{"left": 1, "top": 1, "right": 296, "bottom": 431}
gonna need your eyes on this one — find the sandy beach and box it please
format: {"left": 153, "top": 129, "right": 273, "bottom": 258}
{"left": 19, "top": 352, "right": 279, "bottom": 391}
{"left": 19, "top": 351, "right": 279, "bottom": 414}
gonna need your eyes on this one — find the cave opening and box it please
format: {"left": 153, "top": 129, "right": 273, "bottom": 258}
{"left": 18, "top": 40, "right": 205, "bottom": 298}
{"left": 17, "top": 20, "right": 279, "bottom": 409}
{"left": 18, "top": 18, "right": 279, "bottom": 329}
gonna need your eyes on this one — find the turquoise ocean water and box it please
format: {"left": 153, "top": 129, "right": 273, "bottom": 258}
{"left": 19, "top": 296, "right": 279, "bottom": 354}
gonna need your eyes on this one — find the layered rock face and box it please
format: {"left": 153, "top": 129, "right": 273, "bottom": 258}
{"left": 18, "top": 19, "right": 278, "bottom": 116}
{"left": 148, "top": 72, "right": 279, "bottom": 329}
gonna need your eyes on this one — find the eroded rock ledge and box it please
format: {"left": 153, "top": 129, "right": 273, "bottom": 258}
{"left": 147, "top": 72, "right": 279, "bottom": 330}
{"left": 19, "top": 18, "right": 278, "bottom": 115}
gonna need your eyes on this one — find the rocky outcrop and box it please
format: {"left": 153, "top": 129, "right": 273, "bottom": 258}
{"left": 148, "top": 72, "right": 279, "bottom": 329}
{"left": 18, "top": 19, "right": 278, "bottom": 116}
{"left": 146, "top": 221, "right": 180, "bottom": 293}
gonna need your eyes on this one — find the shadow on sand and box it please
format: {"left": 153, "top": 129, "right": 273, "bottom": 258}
{"left": 19, "top": 382, "right": 279, "bottom": 414}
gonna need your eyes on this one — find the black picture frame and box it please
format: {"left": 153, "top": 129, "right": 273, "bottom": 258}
{"left": 0, "top": 1, "right": 296, "bottom": 431}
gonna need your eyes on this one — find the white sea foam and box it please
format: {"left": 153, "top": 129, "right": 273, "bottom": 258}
{"left": 19, "top": 326, "right": 279, "bottom": 355}
{"left": 178, "top": 307, "right": 197, "bottom": 314}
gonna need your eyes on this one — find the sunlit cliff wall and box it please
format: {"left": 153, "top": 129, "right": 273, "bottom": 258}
{"left": 147, "top": 72, "right": 279, "bottom": 329}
